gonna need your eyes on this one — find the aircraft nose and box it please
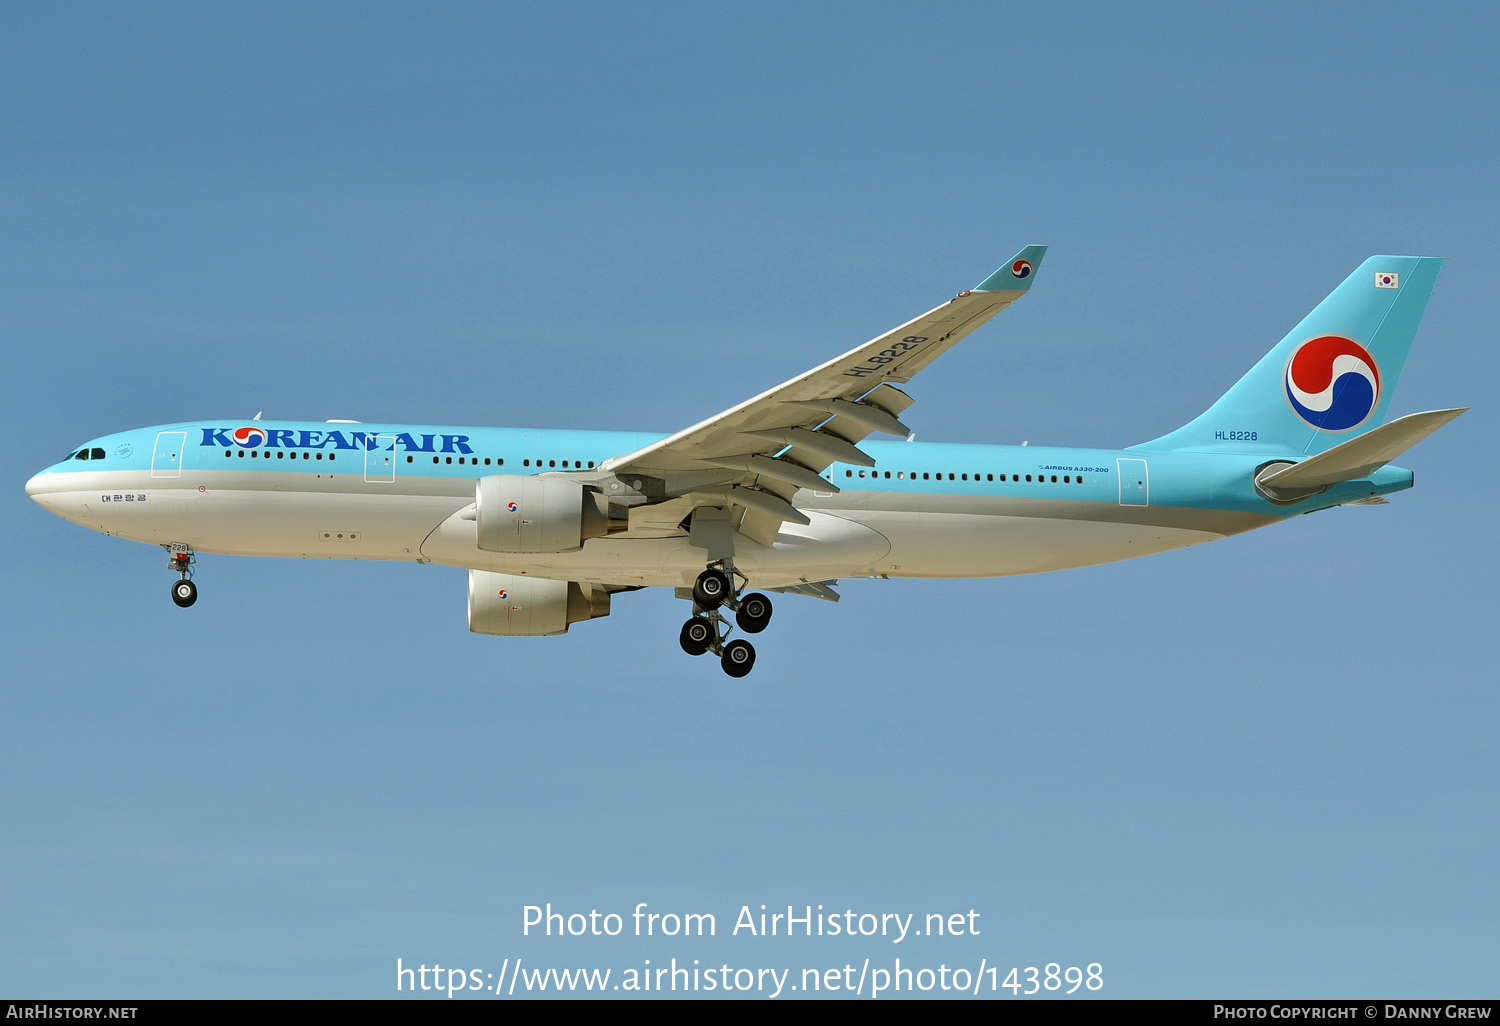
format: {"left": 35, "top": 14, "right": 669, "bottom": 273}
{"left": 26, "top": 471, "right": 63, "bottom": 510}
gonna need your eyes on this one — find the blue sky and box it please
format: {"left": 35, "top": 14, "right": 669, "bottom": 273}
{"left": 3, "top": 1, "right": 1496, "bottom": 999}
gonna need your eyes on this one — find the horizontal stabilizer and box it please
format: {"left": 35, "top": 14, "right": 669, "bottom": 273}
{"left": 1257, "top": 408, "right": 1466, "bottom": 499}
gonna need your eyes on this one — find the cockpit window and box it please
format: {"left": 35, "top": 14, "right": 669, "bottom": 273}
{"left": 90, "top": 447, "right": 105, "bottom": 460}
{"left": 65, "top": 450, "right": 79, "bottom": 460}
{"left": 72, "top": 449, "right": 89, "bottom": 461}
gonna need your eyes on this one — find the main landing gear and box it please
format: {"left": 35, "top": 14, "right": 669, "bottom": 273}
{"left": 166, "top": 545, "right": 197, "bottom": 608}
{"left": 678, "top": 563, "right": 774, "bottom": 678}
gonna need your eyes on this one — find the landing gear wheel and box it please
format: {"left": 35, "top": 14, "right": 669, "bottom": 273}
{"left": 171, "top": 579, "right": 198, "bottom": 608}
{"left": 735, "top": 593, "right": 773, "bottom": 634}
{"left": 721, "top": 639, "right": 756, "bottom": 678}
{"left": 679, "top": 617, "right": 714, "bottom": 656}
{"left": 692, "top": 568, "right": 732, "bottom": 609}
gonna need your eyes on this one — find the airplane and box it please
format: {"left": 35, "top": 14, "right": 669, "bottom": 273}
{"left": 26, "top": 247, "right": 1464, "bottom": 677}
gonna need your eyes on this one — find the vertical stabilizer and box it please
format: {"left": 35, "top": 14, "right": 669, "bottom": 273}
{"left": 1136, "top": 256, "right": 1442, "bottom": 455}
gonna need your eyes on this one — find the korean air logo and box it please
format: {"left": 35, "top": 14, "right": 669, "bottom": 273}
{"left": 1011, "top": 259, "right": 1033, "bottom": 279}
{"left": 1284, "top": 335, "right": 1381, "bottom": 432}
{"left": 232, "top": 426, "right": 266, "bottom": 448}
{"left": 497, "top": 589, "right": 508, "bottom": 599}
{"left": 507, "top": 501, "right": 519, "bottom": 512}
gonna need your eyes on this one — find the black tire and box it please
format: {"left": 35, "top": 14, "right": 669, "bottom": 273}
{"left": 692, "top": 568, "right": 732, "bottom": 609}
{"left": 721, "top": 639, "right": 755, "bottom": 678}
{"left": 171, "top": 579, "right": 198, "bottom": 608}
{"left": 679, "top": 617, "right": 714, "bottom": 656}
{"left": 735, "top": 592, "right": 773, "bottom": 634}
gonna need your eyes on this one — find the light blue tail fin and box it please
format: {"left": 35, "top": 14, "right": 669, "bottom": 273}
{"left": 1136, "top": 256, "right": 1443, "bottom": 456}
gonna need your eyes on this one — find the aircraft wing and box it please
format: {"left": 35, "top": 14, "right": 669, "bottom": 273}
{"left": 601, "top": 246, "right": 1046, "bottom": 543}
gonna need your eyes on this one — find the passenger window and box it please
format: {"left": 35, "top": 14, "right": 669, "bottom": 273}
{"left": 987, "top": 474, "right": 993, "bottom": 481}
{"left": 524, "top": 459, "right": 530, "bottom": 467}
{"left": 276, "top": 451, "right": 284, "bottom": 459}
{"left": 961, "top": 473, "right": 968, "bottom": 481}
{"left": 407, "top": 456, "right": 413, "bottom": 463}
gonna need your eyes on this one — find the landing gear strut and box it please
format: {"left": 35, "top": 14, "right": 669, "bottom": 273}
{"left": 680, "top": 562, "right": 774, "bottom": 677}
{"left": 165, "top": 545, "right": 197, "bottom": 608}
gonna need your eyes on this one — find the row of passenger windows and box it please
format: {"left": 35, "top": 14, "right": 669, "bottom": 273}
{"left": 846, "top": 469, "right": 1086, "bottom": 485}
{"left": 218, "top": 447, "right": 1075, "bottom": 483}
{"left": 224, "top": 449, "right": 599, "bottom": 470}
{"left": 226, "top": 450, "right": 335, "bottom": 460}
{"left": 68, "top": 448, "right": 106, "bottom": 461}
{"left": 404, "top": 456, "right": 597, "bottom": 468}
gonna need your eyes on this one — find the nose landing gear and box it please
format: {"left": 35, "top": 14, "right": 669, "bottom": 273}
{"left": 680, "top": 563, "right": 774, "bottom": 677}
{"left": 165, "top": 544, "right": 197, "bottom": 608}
{"left": 171, "top": 579, "right": 198, "bottom": 607}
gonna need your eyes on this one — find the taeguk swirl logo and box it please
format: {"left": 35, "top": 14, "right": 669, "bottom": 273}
{"left": 232, "top": 426, "right": 267, "bottom": 448}
{"left": 1284, "top": 335, "right": 1381, "bottom": 431}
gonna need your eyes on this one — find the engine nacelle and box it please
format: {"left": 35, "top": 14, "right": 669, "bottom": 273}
{"left": 468, "top": 571, "right": 611, "bottom": 637}
{"left": 475, "top": 474, "right": 609, "bottom": 553}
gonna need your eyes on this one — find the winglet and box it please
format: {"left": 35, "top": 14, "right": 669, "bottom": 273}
{"left": 973, "top": 245, "right": 1047, "bottom": 292}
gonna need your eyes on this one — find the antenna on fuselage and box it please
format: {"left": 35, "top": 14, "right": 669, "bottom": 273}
{"left": 253, "top": 411, "right": 263, "bottom": 421}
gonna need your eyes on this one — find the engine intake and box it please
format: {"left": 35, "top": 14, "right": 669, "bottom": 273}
{"left": 468, "top": 571, "right": 611, "bottom": 636}
{"left": 475, "top": 474, "right": 609, "bottom": 553}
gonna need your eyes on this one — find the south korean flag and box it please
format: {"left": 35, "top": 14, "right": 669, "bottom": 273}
{"left": 1375, "top": 272, "right": 1400, "bottom": 289}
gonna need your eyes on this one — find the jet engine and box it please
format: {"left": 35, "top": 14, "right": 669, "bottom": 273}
{"left": 475, "top": 474, "right": 610, "bottom": 553}
{"left": 468, "top": 571, "right": 611, "bottom": 636}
